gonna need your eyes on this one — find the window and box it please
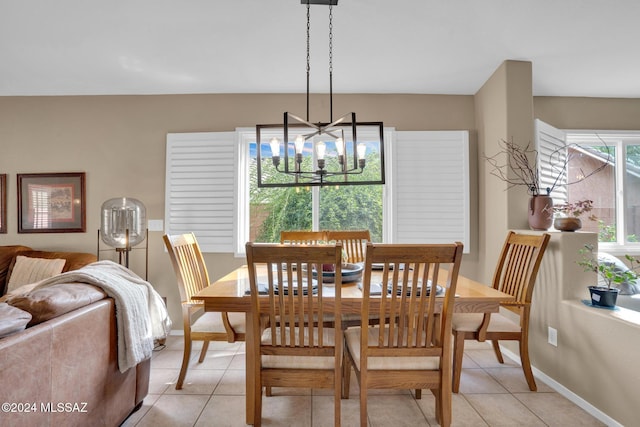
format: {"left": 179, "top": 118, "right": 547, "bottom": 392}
{"left": 566, "top": 131, "right": 640, "bottom": 248}
{"left": 536, "top": 119, "right": 640, "bottom": 249}
{"left": 167, "top": 129, "right": 470, "bottom": 255}
{"left": 247, "top": 127, "right": 385, "bottom": 244}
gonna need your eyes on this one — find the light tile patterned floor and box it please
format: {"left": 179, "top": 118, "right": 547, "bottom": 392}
{"left": 121, "top": 336, "right": 604, "bottom": 426}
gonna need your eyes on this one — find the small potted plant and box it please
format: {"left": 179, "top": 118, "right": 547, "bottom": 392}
{"left": 551, "top": 199, "right": 596, "bottom": 231}
{"left": 578, "top": 244, "right": 640, "bottom": 307}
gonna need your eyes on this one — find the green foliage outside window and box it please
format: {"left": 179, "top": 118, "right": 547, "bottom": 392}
{"left": 250, "top": 149, "right": 383, "bottom": 243}
{"left": 597, "top": 220, "right": 638, "bottom": 243}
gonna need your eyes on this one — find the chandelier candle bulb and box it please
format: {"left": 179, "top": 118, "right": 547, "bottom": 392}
{"left": 357, "top": 143, "right": 366, "bottom": 168}
{"left": 335, "top": 138, "right": 345, "bottom": 156}
{"left": 316, "top": 141, "right": 326, "bottom": 170}
{"left": 269, "top": 137, "right": 280, "bottom": 166}
{"left": 294, "top": 135, "right": 305, "bottom": 154}
{"left": 269, "top": 137, "right": 280, "bottom": 156}
{"left": 316, "top": 141, "right": 326, "bottom": 160}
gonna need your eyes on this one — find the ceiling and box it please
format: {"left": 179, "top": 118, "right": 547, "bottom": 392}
{"left": 2, "top": 0, "right": 639, "bottom": 98}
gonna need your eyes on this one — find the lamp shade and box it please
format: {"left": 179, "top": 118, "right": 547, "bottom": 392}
{"left": 100, "top": 197, "right": 146, "bottom": 248}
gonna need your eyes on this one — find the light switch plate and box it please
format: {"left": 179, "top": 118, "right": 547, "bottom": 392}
{"left": 548, "top": 326, "right": 558, "bottom": 347}
{"left": 148, "top": 219, "right": 164, "bottom": 232}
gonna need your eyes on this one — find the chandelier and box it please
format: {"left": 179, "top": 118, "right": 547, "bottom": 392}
{"left": 255, "top": 0, "right": 385, "bottom": 188}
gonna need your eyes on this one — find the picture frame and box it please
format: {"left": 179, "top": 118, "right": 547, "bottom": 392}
{"left": 17, "top": 172, "right": 86, "bottom": 233}
{"left": 0, "top": 174, "right": 6, "bottom": 234}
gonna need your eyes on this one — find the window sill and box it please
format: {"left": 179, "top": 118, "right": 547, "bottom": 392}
{"left": 564, "top": 299, "right": 640, "bottom": 327}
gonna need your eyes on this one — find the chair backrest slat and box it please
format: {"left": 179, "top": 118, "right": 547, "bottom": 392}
{"left": 492, "top": 232, "right": 551, "bottom": 305}
{"left": 325, "top": 230, "right": 371, "bottom": 263}
{"left": 163, "top": 233, "right": 210, "bottom": 303}
{"left": 280, "top": 230, "right": 327, "bottom": 245}
{"left": 362, "top": 243, "right": 464, "bottom": 358}
{"left": 246, "top": 243, "right": 343, "bottom": 351}
{"left": 281, "top": 230, "right": 372, "bottom": 264}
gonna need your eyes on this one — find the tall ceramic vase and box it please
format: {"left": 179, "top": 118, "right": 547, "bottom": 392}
{"left": 528, "top": 195, "right": 553, "bottom": 230}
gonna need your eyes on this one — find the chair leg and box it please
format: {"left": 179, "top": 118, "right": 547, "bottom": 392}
{"left": 438, "top": 382, "right": 452, "bottom": 427}
{"left": 342, "top": 353, "right": 351, "bottom": 399}
{"left": 176, "top": 336, "right": 192, "bottom": 390}
{"left": 359, "top": 386, "right": 367, "bottom": 427}
{"left": 255, "top": 378, "right": 263, "bottom": 427}
{"left": 452, "top": 331, "right": 465, "bottom": 393}
{"left": 335, "top": 374, "right": 341, "bottom": 427}
{"left": 265, "top": 386, "right": 272, "bottom": 397}
{"left": 519, "top": 338, "right": 537, "bottom": 391}
{"left": 198, "top": 340, "right": 210, "bottom": 363}
{"left": 415, "top": 389, "right": 422, "bottom": 399}
{"left": 434, "top": 387, "right": 442, "bottom": 425}
{"left": 491, "top": 339, "right": 504, "bottom": 363}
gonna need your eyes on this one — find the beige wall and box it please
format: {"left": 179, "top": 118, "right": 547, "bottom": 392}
{"left": 3, "top": 65, "right": 640, "bottom": 424}
{"left": 535, "top": 96, "right": 640, "bottom": 130}
{"left": 476, "top": 63, "right": 640, "bottom": 426}
{"left": 473, "top": 60, "right": 534, "bottom": 283}
{"left": 0, "top": 93, "right": 475, "bottom": 325}
{"left": 505, "top": 231, "right": 640, "bottom": 427}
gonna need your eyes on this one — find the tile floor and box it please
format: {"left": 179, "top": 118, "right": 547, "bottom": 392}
{"left": 121, "top": 335, "right": 604, "bottom": 427}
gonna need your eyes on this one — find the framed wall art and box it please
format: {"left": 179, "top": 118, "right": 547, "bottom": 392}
{"left": 0, "top": 174, "right": 6, "bottom": 233}
{"left": 17, "top": 172, "right": 86, "bottom": 233}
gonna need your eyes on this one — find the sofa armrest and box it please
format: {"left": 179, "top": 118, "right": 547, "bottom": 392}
{"left": 7, "top": 283, "right": 106, "bottom": 326}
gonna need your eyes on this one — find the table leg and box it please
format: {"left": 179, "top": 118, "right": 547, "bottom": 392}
{"left": 245, "top": 311, "right": 255, "bottom": 425}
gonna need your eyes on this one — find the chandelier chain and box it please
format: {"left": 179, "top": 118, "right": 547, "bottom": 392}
{"left": 306, "top": 2, "right": 311, "bottom": 121}
{"left": 329, "top": 4, "right": 333, "bottom": 122}
{"left": 306, "top": 3, "right": 311, "bottom": 75}
{"left": 329, "top": 5, "right": 333, "bottom": 75}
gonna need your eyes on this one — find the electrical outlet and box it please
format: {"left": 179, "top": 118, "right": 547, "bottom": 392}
{"left": 548, "top": 326, "right": 558, "bottom": 347}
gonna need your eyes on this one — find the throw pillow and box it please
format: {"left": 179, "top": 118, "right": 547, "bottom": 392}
{"left": 0, "top": 302, "right": 32, "bottom": 338}
{"left": 6, "top": 256, "right": 66, "bottom": 294}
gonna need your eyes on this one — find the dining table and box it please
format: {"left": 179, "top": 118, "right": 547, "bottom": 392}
{"left": 192, "top": 264, "right": 514, "bottom": 425}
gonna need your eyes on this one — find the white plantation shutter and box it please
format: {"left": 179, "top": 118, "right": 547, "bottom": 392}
{"left": 165, "top": 132, "right": 237, "bottom": 252}
{"left": 535, "top": 119, "right": 568, "bottom": 204}
{"left": 166, "top": 130, "right": 471, "bottom": 254}
{"left": 392, "top": 131, "right": 469, "bottom": 252}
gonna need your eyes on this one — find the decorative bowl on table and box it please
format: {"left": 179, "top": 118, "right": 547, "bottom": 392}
{"left": 312, "top": 263, "right": 364, "bottom": 283}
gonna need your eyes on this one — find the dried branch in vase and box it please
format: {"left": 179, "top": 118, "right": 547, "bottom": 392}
{"left": 485, "top": 138, "right": 611, "bottom": 197}
{"left": 485, "top": 139, "right": 542, "bottom": 195}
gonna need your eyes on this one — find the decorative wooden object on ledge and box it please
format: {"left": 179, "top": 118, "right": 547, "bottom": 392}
{"left": 554, "top": 217, "right": 582, "bottom": 232}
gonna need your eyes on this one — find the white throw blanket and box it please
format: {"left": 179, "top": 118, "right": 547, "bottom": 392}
{"left": 34, "top": 260, "right": 172, "bottom": 373}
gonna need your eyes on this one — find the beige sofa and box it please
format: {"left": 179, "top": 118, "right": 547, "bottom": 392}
{"left": 0, "top": 246, "right": 150, "bottom": 427}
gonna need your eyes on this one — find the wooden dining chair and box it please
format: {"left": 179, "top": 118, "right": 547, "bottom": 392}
{"left": 280, "top": 230, "right": 327, "bottom": 245}
{"left": 325, "top": 230, "right": 371, "bottom": 263}
{"left": 163, "top": 233, "right": 245, "bottom": 390}
{"left": 245, "top": 242, "right": 344, "bottom": 427}
{"left": 451, "top": 231, "right": 550, "bottom": 393}
{"left": 343, "top": 242, "right": 464, "bottom": 427}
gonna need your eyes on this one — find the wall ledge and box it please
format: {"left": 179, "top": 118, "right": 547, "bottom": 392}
{"left": 563, "top": 299, "right": 640, "bottom": 327}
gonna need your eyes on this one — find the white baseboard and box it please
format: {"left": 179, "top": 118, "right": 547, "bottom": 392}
{"left": 499, "top": 346, "right": 623, "bottom": 427}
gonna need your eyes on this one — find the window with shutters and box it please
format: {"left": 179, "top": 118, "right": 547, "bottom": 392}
{"left": 392, "top": 131, "right": 470, "bottom": 248}
{"left": 536, "top": 120, "right": 640, "bottom": 249}
{"left": 165, "top": 132, "right": 237, "bottom": 253}
{"left": 166, "top": 129, "right": 470, "bottom": 255}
